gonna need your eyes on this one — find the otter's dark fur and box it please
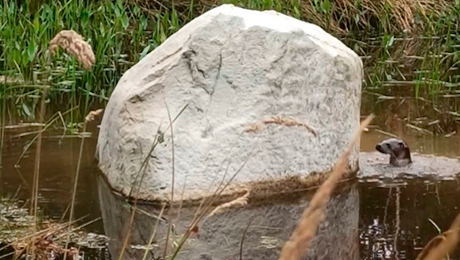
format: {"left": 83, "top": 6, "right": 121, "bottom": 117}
{"left": 375, "top": 138, "right": 412, "bottom": 167}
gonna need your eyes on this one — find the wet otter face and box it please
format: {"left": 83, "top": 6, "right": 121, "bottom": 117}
{"left": 375, "top": 138, "right": 412, "bottom": 167}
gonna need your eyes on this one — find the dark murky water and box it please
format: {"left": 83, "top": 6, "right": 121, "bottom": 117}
{"left": 0, "top": 126, "right": 102, "bottom": 231}
{"left": 1, "top": 125, "right": 460, "bottom": 259}
{"left": 359, "top": 179, "right": 460, "bottom": 259}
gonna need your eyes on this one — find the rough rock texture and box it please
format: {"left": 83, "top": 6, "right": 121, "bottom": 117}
{"left": 96, "top": 4, "right": 363, "bottom": 201}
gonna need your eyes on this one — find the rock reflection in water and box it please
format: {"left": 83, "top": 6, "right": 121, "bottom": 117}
{"left": 97, "top": 177, "right": 360, "bottom": 260}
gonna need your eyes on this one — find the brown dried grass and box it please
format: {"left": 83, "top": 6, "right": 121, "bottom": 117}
{"left": 416, "top": 214, "right": 460, "bottom": 260}
{"left": 9, "top": 223, "right": 79, "bottom": 260}
{"left": 245, "top": 116, "right": 317, "bottom": 137}
{"left": 317, "top": 0, "right": 449, "bottom": 33}
{"left": 85, "top": 108, "right": 104, "bottom": 122}
{"left": 145, "top": 0, "right": 451, "bottom": 34}
{"left": 277, "top": 115, "right": 374, "bottom": 260}
{"left": 416, "top": 230, "right": 452, "bottom": 260}
{"left": 49, "top": 30, "right": 96, "bottom": 70}
{"left": 336, "top": 0, "right": 412, "bottom": 30}
{"left": 206, "top": 189, "right": 250, "bottom": 218}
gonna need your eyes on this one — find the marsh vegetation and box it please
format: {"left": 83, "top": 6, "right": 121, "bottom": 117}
{"left": 2, "top": 0, "right": 460, "bottom": 133}
{"left": 2, "top": 0, "right": 460, "bottom": 259}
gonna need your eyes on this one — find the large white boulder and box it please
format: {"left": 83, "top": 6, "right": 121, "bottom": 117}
{"left": 96, "top": 4, "right": 363, "bottom": 201}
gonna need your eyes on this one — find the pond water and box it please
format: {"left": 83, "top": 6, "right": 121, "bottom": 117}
{"left": 1, "top": 120, "right": 460, "bottom": 259}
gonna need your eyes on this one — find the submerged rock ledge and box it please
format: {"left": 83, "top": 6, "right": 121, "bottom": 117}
{"left": 359, "top": 151, "right": 460, "bottom": 180}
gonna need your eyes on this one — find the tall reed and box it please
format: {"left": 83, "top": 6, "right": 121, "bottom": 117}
{"left": 278, "top": 115, "right": 373, "bottom": 260}
{"left": 0, "top": 0, "right": 191, "bottom": 122}
{"left": 48, "top": 29, "right": 97, "bottom": 259}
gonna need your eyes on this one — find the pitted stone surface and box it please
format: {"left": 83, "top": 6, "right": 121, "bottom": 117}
{"left": 96, "top": 4, "right": 363, "bottom": 201}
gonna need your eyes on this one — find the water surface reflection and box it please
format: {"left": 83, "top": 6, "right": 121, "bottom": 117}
{"left": 1, "top": 127, "right": 459, "bottom": 259}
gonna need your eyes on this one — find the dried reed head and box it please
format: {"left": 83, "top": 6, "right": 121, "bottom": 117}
{"left": 277, "top": 115, "right": 374, "bottom": 260}
{"left": 49, "top": 30, "right": 96, "bottom": 70}
{"left": 85, "top": 108, "right": 104, "bottom": 123}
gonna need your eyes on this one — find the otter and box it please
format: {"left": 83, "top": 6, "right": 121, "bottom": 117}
{"left": 375, "top": 138, "right": 412, "bottom": 167}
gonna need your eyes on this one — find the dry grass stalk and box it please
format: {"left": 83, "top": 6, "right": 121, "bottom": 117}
{"left": 159, "top": 0, "right": 450, "bottom": 33}
{"left": 416, "top": 230, "right": 452, "bottom": 260}
{"left": 0, "top": 75, "right": 22, "bottom": 85}
{"left": 417, "top": 213, "right": 460, "bottom": 260}
{"left": 206, "top": 189, "right": 251, "bottom": 219}
{"left": 245, "top": 123, "right": 264, "bottom": 133}
{"left": 334, "top": 0, "right": 447, "bottom": 32}
{"left": 49, "top": 30, "right": 96, "bottom": 70}
{"left": 277, "top": 115, "right": 374, "bottom": 260}
{"left": 30, "top": 87, "right": 49, "bottom": 260}
{"left": 64, "top": 108, "right": 103, "bottom": 259}
{"left": 11, "top": 223, "right": 79, "bottom": 260}
{"left": 169, "top": 156, "right": 253, "bottom": 259}
{"left": 245, "top": 116, "right": 317, "bottom": 137}
{"left": 85, "top": 108, "right": 104, "bottom": 122}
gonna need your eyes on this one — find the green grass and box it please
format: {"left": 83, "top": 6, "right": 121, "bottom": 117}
{"left": 0, "top": 0, "right": 192, "bottom": 123}
{"left": 3, "top": 0, "right": 460, "bottom": 133}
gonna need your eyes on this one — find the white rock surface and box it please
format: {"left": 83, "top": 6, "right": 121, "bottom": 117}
{"left": 96, "top": 4, "right": 363, "bottom": 201}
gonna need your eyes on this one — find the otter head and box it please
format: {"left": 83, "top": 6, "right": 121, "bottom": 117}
{"left": 375, "top": 138, "right": 412, "bottom": 167}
